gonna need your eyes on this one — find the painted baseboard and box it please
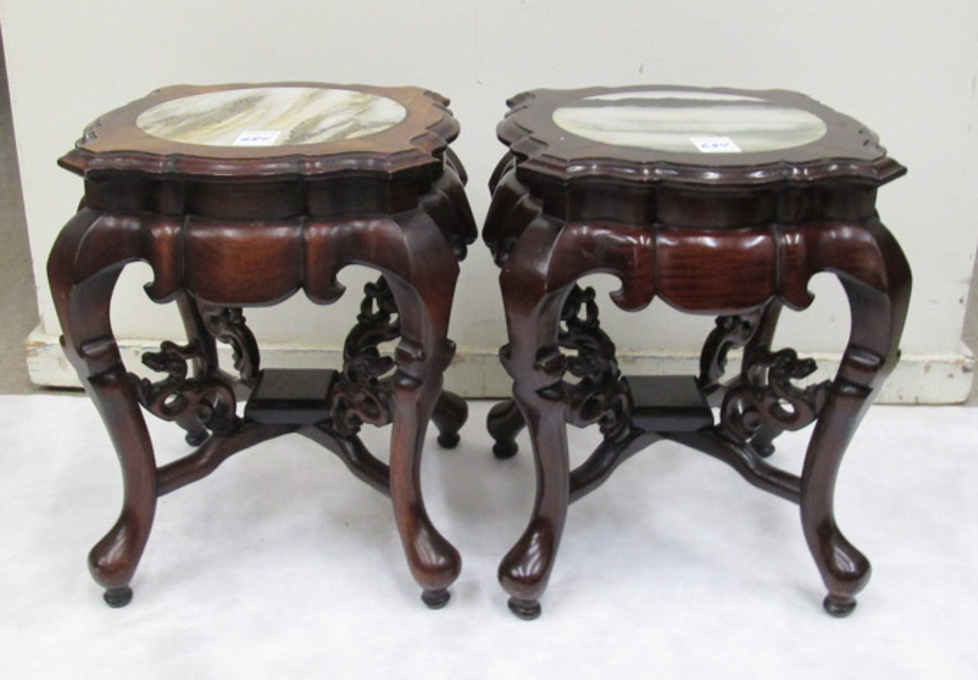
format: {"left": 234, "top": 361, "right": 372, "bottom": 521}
{"left": 26, "top": 326, "right": 974, "bottom": 404}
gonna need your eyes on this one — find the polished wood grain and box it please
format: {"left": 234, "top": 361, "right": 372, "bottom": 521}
{"left": 485, "top": 85, "right": 911, "bottom": 619}
{"left": 49, "top": 83, "right": 476, "bottom": 608}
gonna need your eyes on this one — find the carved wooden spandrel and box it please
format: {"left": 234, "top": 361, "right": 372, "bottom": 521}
{"left": 133, "top": 297, "right": 259, "bottom": 447}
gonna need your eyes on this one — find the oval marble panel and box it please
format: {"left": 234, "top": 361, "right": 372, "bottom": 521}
{"left": 586, "top": 90, "right": 762, "bottom": 103}
{"left": 553, "top": 98, "right": 828, "bottom": 154}
{"left": 136, "top": 87, "right": 407, "bottom": 147}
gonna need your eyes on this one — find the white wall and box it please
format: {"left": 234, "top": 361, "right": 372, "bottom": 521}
{"left": 3, "top": 0, "right": 976, "bottom": 401}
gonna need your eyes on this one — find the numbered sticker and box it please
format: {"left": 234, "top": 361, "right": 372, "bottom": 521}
{"left": 689, "top": 136, "right": 741, "bottom": 153}
{"left": 233, "top": 130, "right": 282, "bottom": 146}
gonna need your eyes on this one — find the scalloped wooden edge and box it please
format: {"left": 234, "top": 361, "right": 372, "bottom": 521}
{"left": 497, "top": 86, "right": 906, "bottom": 188}
{"left": 60, "top": 82, "right": 459, "bottom": 180}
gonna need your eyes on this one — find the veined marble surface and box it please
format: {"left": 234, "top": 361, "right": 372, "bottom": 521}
{"left": 587, "top": 90, "right": 762, "bottom": 102}
{"left": 553, "top": 94, "right": 827, "bottom": 154}
{"left": 136, "top": 87, "right": 407, "bottom": 147}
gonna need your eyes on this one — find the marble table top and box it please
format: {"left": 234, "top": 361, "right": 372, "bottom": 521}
{"left": 135, "top": 86, "right": 407, "bottom": 147}
{"left": 496, "top": 85, "right": 904, "bottom": 190}
{"left": 61, "top": 83, "right": 461, "bottom": 180}
{"left": 553, "top": 90, "right": 828, "bottom": 154}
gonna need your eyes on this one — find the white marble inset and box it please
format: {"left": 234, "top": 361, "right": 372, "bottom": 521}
{"left": 136, "top": 87, "right": 407, "bottom": 147}
{"left": 587, "top": 90, "right": 762, "bottom": 102}
{"left": 553, "top": 100, "right": 827, "bottom": 154}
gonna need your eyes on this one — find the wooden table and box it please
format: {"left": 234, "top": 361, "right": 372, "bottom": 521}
{"left": 49, "top": 82, "right": 475, "bottom": 608}
{"left": 484, "top": 86, "right": 911, "bottom": 619}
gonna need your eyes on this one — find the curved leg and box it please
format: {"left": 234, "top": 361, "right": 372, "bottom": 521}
{"left": 486, "top": 398, "right": 525, "bottom": 459}
{"left": 495, "top": 220, "right": 571, "bottom": 618}
{"left": 801, "top": 221, "right": 911, "bottom": 616}
{"left": 383, "top": 214, "right": 463, "bottom": 608}
{"left": 432, "top": 390, "right": 468, "bottom": 449}
{"left": 499, "top": 384, "right": 567, "bottom": 620}
{"left": 48, "top": 209, "right": 157, "bottom": 607}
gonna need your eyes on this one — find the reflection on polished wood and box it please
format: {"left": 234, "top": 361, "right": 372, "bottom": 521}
{"left": 485, "top": 85, "right": 910, "bottom": 619}
{"left": 48, "top": 83, "right": 476, "bottom": 608}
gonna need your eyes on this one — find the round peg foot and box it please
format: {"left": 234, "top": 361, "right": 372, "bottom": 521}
{"left": 754, "top": 443, "right": 776, "bottom": 458}
{"left": 507, "top": 597, "right": 542, "bottom": 620}
{"left": 185, "top": 430, "right": 208, "bottom": 447}
{"left": 103, "top": 586, "right": 133, "bottom": 608}
{"left": 823, "top": 594, "right": 857, "bottom": 618}
{"left": 422, "top": 588, "right": 451, "bottom": 609}
{"left": 493, "top": 441, "right": 518, "bottom": 460}
{"left": 437, "top": 431, "right": 461, "bottom": 449}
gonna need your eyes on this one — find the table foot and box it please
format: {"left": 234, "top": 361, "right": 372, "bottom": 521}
{"left": 823, "top": 594, "right": 857, "bottom": 618}
{"left": 103, "top": 586, "right": 133, "bottom": 608}
{"left": 433, "top": 390, "right": 468, "bottom": 449}
{"left": 436, "top": 431, "right": 460, "bottom": 449}
{"left": 493, "top": 441, "right": 519, "bottom": 459}
{"left": 184, "top": 428, "right": 208, "bottom": 447}
{"left": 421, "top": 588, "right": 451, "bottom": 609}
{"left": 498, "top": 511, "right": 563, "bottom": 615}
{"left": 487, "top": 399, "right": 524, "bottom": 459}
{"left": 507, "top": 597, "right": 542, "bottom": 620}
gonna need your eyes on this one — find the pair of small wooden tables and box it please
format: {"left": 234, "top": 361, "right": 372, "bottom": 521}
{"left": 49, "top": 83, "right": 909, "bottom": 618}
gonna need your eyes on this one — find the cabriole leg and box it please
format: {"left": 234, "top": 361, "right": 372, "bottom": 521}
{"left": 382, "top": 214, "right": 463, "bottom": 608}
{"left": 801, "top": 221, "right": 911, "bottom": 616}
{"left": 496, "top": 259, "right": 571, "bottom": 619}
{"left": 48, "top": 209, "right": 158, "bottom": 607}
{"left": 499, "top": 381, "right": 568, "bottom": 620}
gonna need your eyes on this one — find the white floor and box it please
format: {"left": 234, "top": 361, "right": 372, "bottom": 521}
{"left": 1, "top": 394, "right": 975, "bottom": 679}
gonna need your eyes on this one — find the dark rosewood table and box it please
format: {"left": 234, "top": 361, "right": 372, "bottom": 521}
{"left": 48, "top": 83, "right": 475, "bottom": 608}
{"left": 484, "top": 86, "right": 911, "bottom": 619}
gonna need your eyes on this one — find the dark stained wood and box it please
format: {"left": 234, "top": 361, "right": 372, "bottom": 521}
{"left": 625, "top": 376, "right": 712, "bottom": 433}
{"left": 48, "top": 82, "right": 476, "bottom": 608}
{"left": 244, "top": 369, "right": 337, "bottom": 425}
{"left": 431, "top": 390, "right": 468, "bottom": 449}
{"left": 485, "top": 85, "right": 911, "bottom": 619}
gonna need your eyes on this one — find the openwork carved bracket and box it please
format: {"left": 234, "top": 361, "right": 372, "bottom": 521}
{"left": 134, "top": 340, "right": 238, "bottom": 440}
{"left": 559, "top": 285, "right": 630, "bottom": 440}
{"left": 133, "top": 304, "right": 260, "bottom": 443}
{"left": 718, "top": 346, "right": 832, "bottom": 443}
{"left": 330, "top": 277, "right": 399, "bottom": 437}
{"left": 199, "top": 305, "right": 260, "bottom": 386}
{"left": 699, "top": 313, "right": 761, "bottom": 398}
